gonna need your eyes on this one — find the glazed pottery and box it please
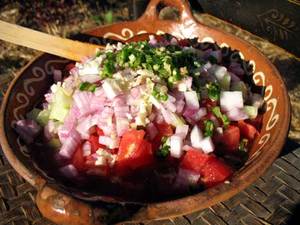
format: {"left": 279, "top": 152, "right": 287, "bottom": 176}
{"left": 0, "top": 0, "right": 290, "bottom": 224}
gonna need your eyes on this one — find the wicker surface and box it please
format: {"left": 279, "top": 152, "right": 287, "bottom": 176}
{"left": 1, "top": 143, "right": 300, "bottom": 225}
{"left": 1, "top": 13, "right": 300, "bottom": 225}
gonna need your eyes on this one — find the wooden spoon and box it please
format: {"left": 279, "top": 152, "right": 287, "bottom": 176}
{"left": 0, "top": 20, "right": 103, "bottom": 61}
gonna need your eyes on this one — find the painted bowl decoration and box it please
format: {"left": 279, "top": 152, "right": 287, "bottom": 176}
{"left": 0, "top": 0, "right": 290, "bottom": 224}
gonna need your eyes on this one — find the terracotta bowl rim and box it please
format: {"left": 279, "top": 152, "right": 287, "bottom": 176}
{"left": 0, "top": 34, "right": 291, "bottom": 219}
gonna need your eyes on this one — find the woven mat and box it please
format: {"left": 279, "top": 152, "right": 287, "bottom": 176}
{"left": 1, "top": 142, "right": 300, "bottom": 225}
{"left": 1, "top": 13, "right": 300, "bottom": 225}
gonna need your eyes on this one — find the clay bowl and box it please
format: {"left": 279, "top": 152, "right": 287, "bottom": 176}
{"left": 0, "top": 0, "right": 290, "bottom": 224}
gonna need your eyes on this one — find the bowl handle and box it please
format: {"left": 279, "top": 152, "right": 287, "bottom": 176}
{"left": 139, "top": 0, "right": 197, "bottom": 24}
{"left": 35, "top": 183, "right": 108, "bottom": 225}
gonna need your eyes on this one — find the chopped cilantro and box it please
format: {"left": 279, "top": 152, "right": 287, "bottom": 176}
{"left": 212, "top": 106, "right": 230, "bottom": 128}
{"left": 156, "top": 136, "right": 170, "bottom": 159}
{"left": 96, "top": 35, "right": 206, "bottom": 85}
{"left": 206, "top": 82, "right": 220, "bottom": 101}
{"left": 79, "top": 82, "right": 89, "bottom": 91}
{"left": 79, "top": 82, "right": 97, "bottom": 92}
{"left": 204, "top": 120, "right": 214, "bottom": 137}
{"left": 152, "top": 86, "right": 168, "bottom": 102}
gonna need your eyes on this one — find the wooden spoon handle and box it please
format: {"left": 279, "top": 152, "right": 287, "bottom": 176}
{"left": 0, "top": 20, "right": 102, "bottom": 61}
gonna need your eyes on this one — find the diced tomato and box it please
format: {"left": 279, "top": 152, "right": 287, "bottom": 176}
{"left": 65, "top": 63, "right": 75, "bottom": 72}
{"left": 96, "top": 127, "right": 104, "bottom": 136}
{"left": 85, "top": 155, "right": 96, "bottom": 168}
{"left": 246, "top": 114, "right": 263, "bottom": 131}
{"left": 201, "top": 157, "right": 232, "bottom": 187}
{"left": 115, "top": 130, "right": 153, "bottom": 176}
{"left": 72, "top": 144, "right": 86, "bottom": 172}
{"left": 238, "top": 120, "right": 258, "bottom": 141}
{"left": 89, "top": 135, "right": 105, "bottom": 153}
{"left": 152, "top": 134, "right": 163, "bottom": 151}
{"left": 180, "top": 149, "right": 213, "bottom": 174}
{"left": 214, "top": 125, "right": 240, "bottom": 152}
{"left": 155, "top": 122, "right": 173, "bottom": 137}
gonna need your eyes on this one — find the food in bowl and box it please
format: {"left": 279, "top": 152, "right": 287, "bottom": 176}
{"left": 14, "top": 35, "right": 265, "bottom": 200}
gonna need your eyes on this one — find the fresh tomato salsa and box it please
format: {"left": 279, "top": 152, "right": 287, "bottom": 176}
{"left": 15, "top": 35, "right": 265, "bottom": 199}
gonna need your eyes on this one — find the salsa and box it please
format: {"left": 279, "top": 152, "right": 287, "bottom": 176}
{"left": 15, "top": 35, "right": 265, "bottom": 200}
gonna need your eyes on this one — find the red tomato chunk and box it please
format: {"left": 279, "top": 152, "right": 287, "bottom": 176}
{"left": 180, "top": 148, "right": 232, "bottom": 187}
{"left": 201, "top": 157, "right": 233, "bottom": 188}
{"left": 115, "top": 130, "right": 154, "bottom": 176}
{"left": 214, "top": 125, "right": 240, "bottom": 152}
{"left": 238, "top": 120, "right": 258, "bottom": 141}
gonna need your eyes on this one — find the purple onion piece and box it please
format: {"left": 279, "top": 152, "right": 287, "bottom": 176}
{"left": 14, "top": 119, "right": 41, "bottom": 144}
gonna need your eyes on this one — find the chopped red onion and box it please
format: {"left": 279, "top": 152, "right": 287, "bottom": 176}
{"left": 216, "top": 127, "right": 223, "bottom": 135}
{"left": 174, "top": 168, "right": 200, "bottom": 191}
{"left": 228, "top": 62, "right": 244, "bottom": 76}
{"left": 170, "top": 135, "right": 184, "bottom": 158}
{"left": 167, "top": 94, "right": 176, "bottom": 103}
{"left": 44, "top": 120, "right": 58, "bottom": 140}
{"left": 198, "top": 136, "right": 214, "bottom": 154}
{"left": 193, "top": 108, "right": 207, "bottom": 122}
{"left": 170, "top": 37, "right": 178, "bottom": 45}
{"left": 116, "top": 117, "right": 129, "bottom": 137}
{"left": 183, "top": 107, "right": 198, "bottom": 119}
{"left": 70, "top": 67, "right": 79, "bottom": 76}
{"left": 202, "top": 62, "right": 212, "bottom": 71}
{"left": 112, "top": 95, "right": 127, "bottom": 107}
{"left": 182, "top": 145, "right": 193, "bottom": 151}
{"left": 208, "top": 65, "right": 227, "bottom": 81}
{"left": 99, "top": 136, "right": 119, "bottom": 149}
{"left": 176, "top": 99, "right": 185, "bottom": 114}
{"left": 190, "top": 125, "right": 204, "bottom": 149}
{"left": 53, "top": 69, "right": 62, "bottom": 82}
{"left": 171, "top": 90, "right": 184, "bottom": 101}
{"left": 57, "top": 106, "right": 80, "bottom": 142}
{"left": 220, "top": 91, "right": 244, "bottom": 112}
{"left": 149, "top": 35, "right": 158, "bottom": 46}
{"left": 76, "top": 114, "right": 99, "bottom": 139}
{"left": 226, "top": 108, "right": 249, "bottom": 121}
{"left": 80, "top": 74, "right": 101, "bottom": 83}
{"left": 146, "top": 122, "right": 158, "bottom": 140}
{"left": 102, "top": 79, "right": 122, "bottom": 100}
{"left": 184, "top": 91, "right": 199, "bottom": 110}
{"left": 160, "top": 107, "right": 174, "bottom": 125}
{"left": 175, "top": 124, "right": 189, "bottom": 139}
{"left": 164, "top": 100, "right": 177, "bottom": 113}
{"left": 94, "top": 87, "right": 105, "bottom": 97}
{"left": 14, "top": 119, "right": 41, "bottom": 144}
{"left": 73, "top": 91, "right": 95, "bottom": 116}
{"left": 155, "top": 113, "right": 164, "bottom": 124}
{"left": 90, "top": 96, "right": 105, "bottom": 112}
{"left": 148, "top": 112, "right": 156, "bottom": 121}
{"left": 59, "top": 164, "right": 79, "bottom": 178}
{"left": 58, "top": 130, "right": 81, "bottom": 158}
